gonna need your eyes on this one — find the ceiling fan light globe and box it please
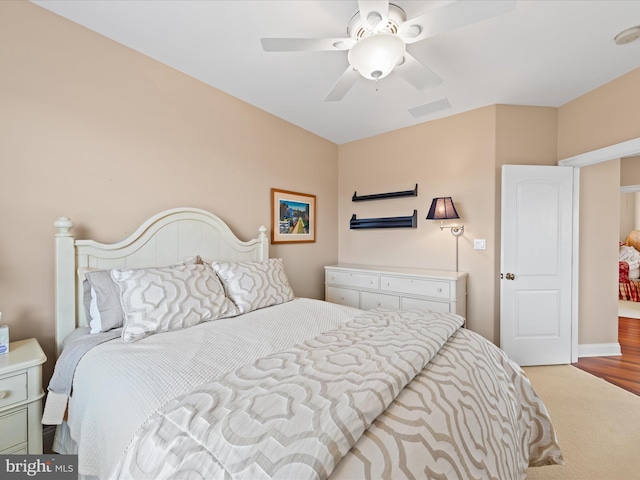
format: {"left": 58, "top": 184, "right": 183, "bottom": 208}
{"left": 348, "top": 33, "right": 406, "bottom": 80}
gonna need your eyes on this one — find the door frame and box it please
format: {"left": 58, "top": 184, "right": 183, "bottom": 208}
{"left": 559, "top": 137, "right": 640, "bottom": 362}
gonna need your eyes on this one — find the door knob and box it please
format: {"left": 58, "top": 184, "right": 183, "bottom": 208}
{"left": 505, "top": 273, "right": 515, "bottom": 280}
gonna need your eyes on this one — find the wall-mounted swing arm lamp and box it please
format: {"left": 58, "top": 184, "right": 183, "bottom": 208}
{"left": 426, "top": 197, "right": 465, "bottom": 271}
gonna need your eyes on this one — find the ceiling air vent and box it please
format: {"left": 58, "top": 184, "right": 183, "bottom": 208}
{"left": 408, "top": 98, "right": 452, "bottom": 118}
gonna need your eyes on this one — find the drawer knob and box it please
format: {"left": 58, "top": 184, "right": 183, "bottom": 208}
{"left": 0, "top": 391, "right": 8, "bottom": 399}
{"left": 437, "top": 288, "right": 443, "bottom": 292}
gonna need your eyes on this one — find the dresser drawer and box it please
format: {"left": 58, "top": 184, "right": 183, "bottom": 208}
{"left": 0, "top": 408, "right": 28, "bottom": 452}
{"left": 401, "top": 297, "right": 451, "bottom": 313}
{"left": 361, "top": 292, "right": 400, "bottom": 310}
{"left": 0, "top": 373, "right": 27, "bottom": 409}
{"left": 326, "top": 287, "right": 360, "bottom": 309}
{"left": 381, "top": 276, "right": 450, "bottom": 299}
{"left": 326, "top": 270, "right": 379, "bottom": 289}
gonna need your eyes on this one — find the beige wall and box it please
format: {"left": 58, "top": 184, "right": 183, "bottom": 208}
{"left": 558, "top": 69, "right": 640, "bottom": 348}
{"left": 1, "top": 1, "right": 339, "bottom": 381}
{"left": 620, "top": 157, "right": 640, "bottom": 242}
{"left": 558, "top": 69, "right": 640, "bottom": 159}
{"left": 620, "top": 193, "right": 637, "bottom": 240}
{"left": 621, "top": 156, "right": 640, "bottom": 186}
{"left": 337, "top": 105, "right": 558, "bottom": 343}
{"left": 577, "top": 161, "right": 620, "bottom": 345}
{"left": 338, "top": 107, "right": 496, "bottom": 340}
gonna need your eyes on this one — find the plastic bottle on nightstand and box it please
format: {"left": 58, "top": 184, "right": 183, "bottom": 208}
{"left": 0, "top": 313, "right": 8, "bottom": 354}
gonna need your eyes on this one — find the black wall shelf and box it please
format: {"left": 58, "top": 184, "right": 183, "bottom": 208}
{"left": 352, "top": 184, "right": 418, "bottom": 202}
{"left": 350, "top": 210, "right": 417, "bottom": 229}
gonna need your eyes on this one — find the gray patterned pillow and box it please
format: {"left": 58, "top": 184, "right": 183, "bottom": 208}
{"left": 211, "top": 258, "right": 295, "bottom": 314}
{"left": 111, "top": 264, "right": 239, "bottom": 342}
{"left": 80, "top": 257, "right": 201, "bottom": 334}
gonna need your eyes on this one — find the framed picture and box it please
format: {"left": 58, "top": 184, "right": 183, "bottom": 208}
{"left": 271, "top": 188, "right": 316, "bottom": 244}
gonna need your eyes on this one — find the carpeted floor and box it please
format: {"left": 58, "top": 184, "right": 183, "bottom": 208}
{"left": 524, "top": 365, "right": 640, "bottom": 480}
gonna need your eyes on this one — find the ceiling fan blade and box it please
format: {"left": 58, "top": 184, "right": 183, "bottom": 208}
{"left": 324, "top": 67, "right": 361, "bottom": 102}
{"left": 358, "top": 0, "right": 390, "bottom": 30}
{"left": 394, "top": 52, "right": 443, "bottom": 92}
{"left": 261, "top": 37, "right": 354, "bottom": 52}
{"left": 399, "top": 0, "right": 516, "bottom": 44}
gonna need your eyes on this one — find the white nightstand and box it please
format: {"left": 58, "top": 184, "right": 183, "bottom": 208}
{"left": 0, "top": 338, "right": 46, "bottom": 454}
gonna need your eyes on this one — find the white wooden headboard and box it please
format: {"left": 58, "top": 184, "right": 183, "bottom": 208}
{"left": 54, "top": 207, "right": 268, "bottom": 355}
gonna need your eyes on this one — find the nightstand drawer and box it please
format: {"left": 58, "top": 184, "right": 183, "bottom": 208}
{"left": 0, "top": 408, "right": 28, "bottom": 452}
{"left": 361, "top": 292, "right": 400, "bottom": 310}
{"left": 381, "top": 276, "right": 450, "bottom": 299}
{"left": 5, "top": 445, "right": 28, "bottom": 454}
{"left": 326, "top": 270, "right": 379, "bottom": 289}
{"left": 0, "top": 373, "right": 27, "bottom": 409}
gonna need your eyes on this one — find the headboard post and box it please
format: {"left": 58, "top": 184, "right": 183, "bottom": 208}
{"left": 258, "top": 226, "right": 268, "bottom": 261}
{"left": 54, "top": 217, "right": 76, "bottom": 356}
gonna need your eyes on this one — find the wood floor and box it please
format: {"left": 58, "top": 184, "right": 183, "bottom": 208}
{"left": 573, "top": 316, "right": 640, "bottom": 396}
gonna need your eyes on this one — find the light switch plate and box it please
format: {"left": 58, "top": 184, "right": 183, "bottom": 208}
{"left": 474, "top": 239, "right": 486, "bottom": 250}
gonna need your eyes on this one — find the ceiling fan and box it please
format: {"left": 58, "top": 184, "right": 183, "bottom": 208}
{"left": 261, "top": 0, "right": 516, "bottom": 101}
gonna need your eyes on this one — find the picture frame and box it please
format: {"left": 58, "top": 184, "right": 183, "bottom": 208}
{"left": 271, "top": 188, "right": 316, "bottom": 244}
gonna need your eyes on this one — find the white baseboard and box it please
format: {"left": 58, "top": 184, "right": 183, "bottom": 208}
{"left": 578, "top": 343, "right": 622, "bottom": 358}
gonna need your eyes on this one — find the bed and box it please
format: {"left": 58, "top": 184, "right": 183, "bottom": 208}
{"left": 45, "top": 207, "right": 563, "bottom": 479}
{"left": 619, "top": 242, "right": 640, "bottom": 302}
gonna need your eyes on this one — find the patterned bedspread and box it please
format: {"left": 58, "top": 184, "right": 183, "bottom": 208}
{"left": 112, "top": 309, "right": 562, "bottom": 479}
{"left": 619, "top": 261, "right": 640, "bottom": 301}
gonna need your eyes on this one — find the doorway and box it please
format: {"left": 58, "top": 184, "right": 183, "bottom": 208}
{"left": 559, "top": 141, "right": 640, "bottom": 361}
{"left": 619, "top": 185, "right": 640, "bottom": 319}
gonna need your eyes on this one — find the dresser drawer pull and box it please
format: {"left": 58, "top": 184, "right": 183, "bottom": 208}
{"left": 437, "top": 288, "right": 443, "bottom": 292}
{"left": 0, "top": 391, "right": 8, "bottom": 399}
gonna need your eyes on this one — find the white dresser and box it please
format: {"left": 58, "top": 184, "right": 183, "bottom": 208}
{"left": 0, "top": 338, "right": 46, "bottom": 454}
{"left": 325, "top": 264, "right": 467, "bottom": 318}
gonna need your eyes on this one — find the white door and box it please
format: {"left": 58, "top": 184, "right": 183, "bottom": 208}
{"left": 500, "top": 165, "right": 574, "bottom": 366}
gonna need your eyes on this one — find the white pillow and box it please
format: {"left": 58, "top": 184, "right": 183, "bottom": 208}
{"left": 80, "top": 269, "right": 125, "bottom": 334}
{"left": 111, "top": 263, "right": 239, "bottom": 342}
{"left": 211, "top": 258, "right": 295, "bottom": 314}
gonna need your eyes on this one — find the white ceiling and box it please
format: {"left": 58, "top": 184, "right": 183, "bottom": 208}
{"left": 31, "top": 0, "right": 640, "bottom": 145}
